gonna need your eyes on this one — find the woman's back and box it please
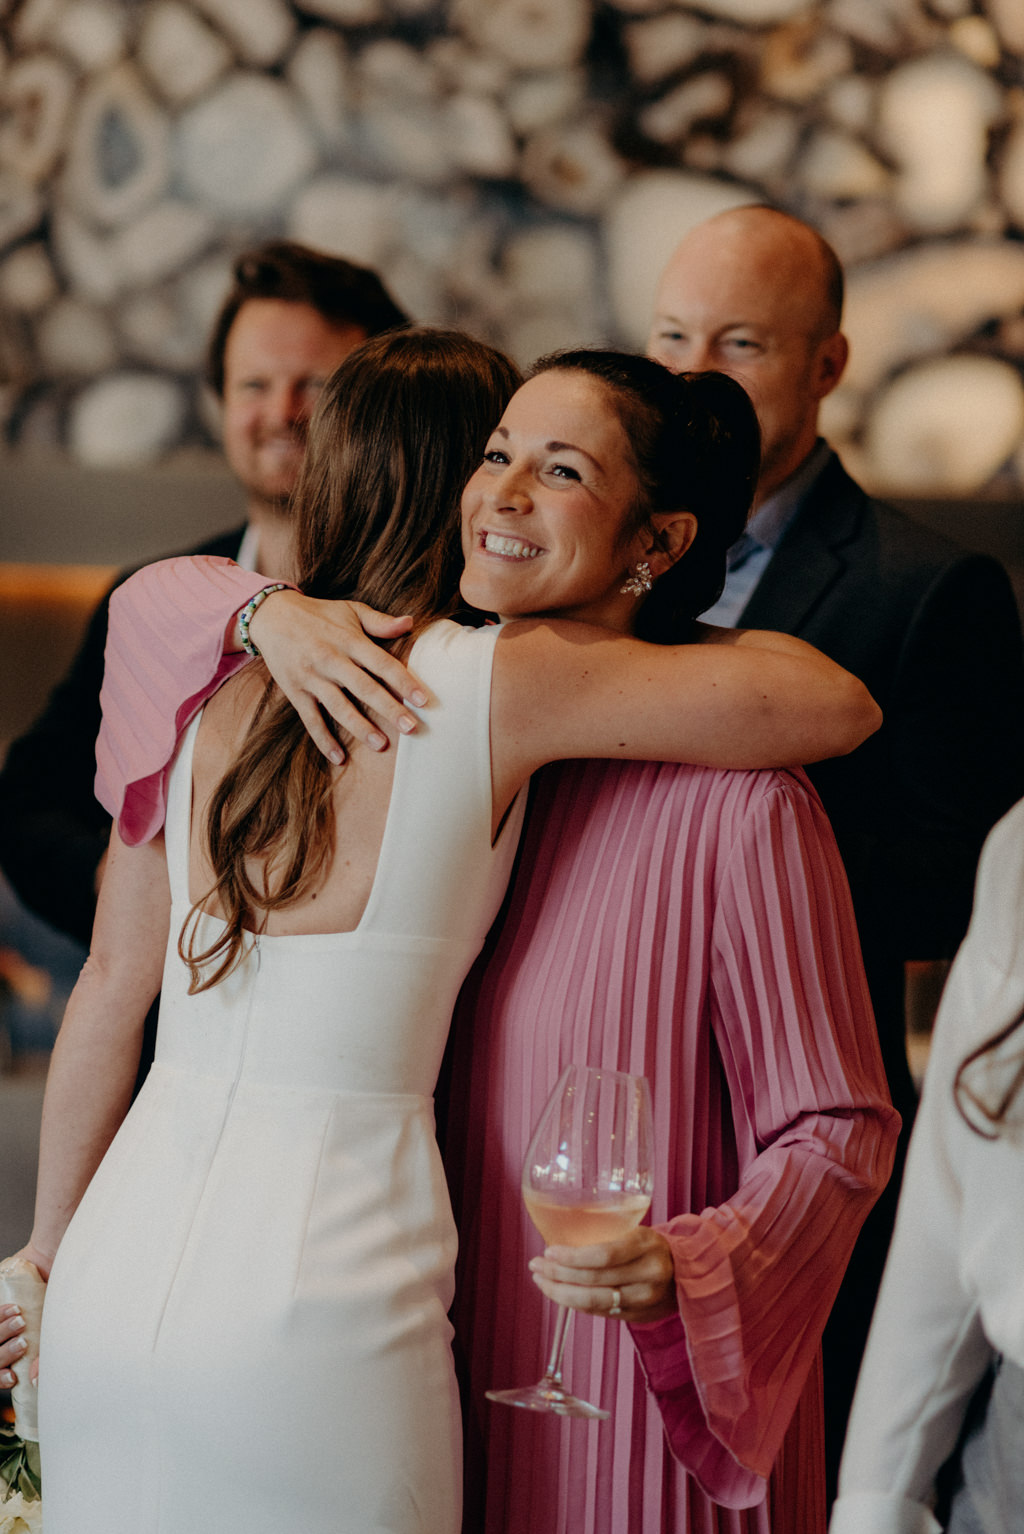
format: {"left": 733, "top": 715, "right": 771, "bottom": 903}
{"left": 192, "top": 660, "right": 400, "bottom": 938}
{"left": 38, "top": 619, "right": 526, "bottom": 1534}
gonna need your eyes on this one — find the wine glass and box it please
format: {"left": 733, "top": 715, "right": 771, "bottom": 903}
{"left": 486, "top": 1063, "right": 654, "bottom": 1419}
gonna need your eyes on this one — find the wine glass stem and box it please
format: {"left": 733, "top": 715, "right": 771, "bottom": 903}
{"left": 541, "top": 1303, "right": 573, "bottom": 1387}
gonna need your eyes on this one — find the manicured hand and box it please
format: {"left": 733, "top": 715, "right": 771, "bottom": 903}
{"left": 0, "top": 1240, "right": 50, "bottom": 1389}
{"left": 0, "top": 1304, "right": 28, "bottom": 1388}
{"left": 529, "top": 1226, "right": 677, "bottom": 1325}
{"left": 247, "top": 591, "right": 430, "bottom": 761}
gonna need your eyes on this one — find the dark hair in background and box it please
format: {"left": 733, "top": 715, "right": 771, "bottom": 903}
{"left": 529, "top": 350, "right": 760, "bottom": 641}
{"left": 183, "top": 328, "right": 523, "bottom": 991}
{"left": 206, "top": 240, "right": 411, "bottom": 396}
{"left": 954, "top": 1005, "right": 1024, "bottom": 1138}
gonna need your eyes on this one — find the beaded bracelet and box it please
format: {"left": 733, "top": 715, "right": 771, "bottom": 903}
{"left": 238, "top": 583, "right": 289, "bottom": 658}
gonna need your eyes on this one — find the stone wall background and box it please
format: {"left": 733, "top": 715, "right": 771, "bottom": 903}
{"left": 2, "top": 0, "right": 1024, "bottom": 500}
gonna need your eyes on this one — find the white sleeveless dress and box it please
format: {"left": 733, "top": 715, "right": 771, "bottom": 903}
{"left": 38, "top": 620, "right": 525, "bottom": 1534}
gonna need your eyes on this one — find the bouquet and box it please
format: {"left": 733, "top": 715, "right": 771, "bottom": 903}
{"left": 0, "top": 1259, "right": 44, "bottom": 1532}
{"left": 0, "top": 1431, "right": 41, "bottom": 1532}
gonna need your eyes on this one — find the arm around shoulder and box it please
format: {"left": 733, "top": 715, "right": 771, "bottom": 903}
{"left": 489, "top": 618, "right": 881, "bottom": 815}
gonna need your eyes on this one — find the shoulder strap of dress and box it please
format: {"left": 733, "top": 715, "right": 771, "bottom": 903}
{"left": 163, "top": 711, "right": 203, "bottom": 909}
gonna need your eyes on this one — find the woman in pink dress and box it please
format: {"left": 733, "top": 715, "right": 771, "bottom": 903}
{"left": 2, "top": 343, "right": 894, "bottom": 1533}
{"left": 444, "top": 357, "right": 897, "bottom": 1534}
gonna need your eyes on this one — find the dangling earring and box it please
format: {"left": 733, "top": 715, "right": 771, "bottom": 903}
{"left": 620, "top": 561, "right": 653, "bottom": 597}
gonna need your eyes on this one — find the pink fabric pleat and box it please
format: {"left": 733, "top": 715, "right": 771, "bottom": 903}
{"left": 446, "top": 758, "right": 898, "bottom": 1534}
{"left": 96, "top": 558, "right": 275, "bottom": 843}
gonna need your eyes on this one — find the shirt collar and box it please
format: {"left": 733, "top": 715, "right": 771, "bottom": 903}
{"left": 745, "top": 439, "right": 834, "bottom": 552}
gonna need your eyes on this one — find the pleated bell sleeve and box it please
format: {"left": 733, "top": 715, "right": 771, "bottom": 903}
{"left": 630, "top": 772, "right": 901, "bottom": 1500}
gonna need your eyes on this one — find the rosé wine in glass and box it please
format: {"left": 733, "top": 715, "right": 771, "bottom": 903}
{"left": 523, "top": 1191, "right": 651, "bottom": 1248}
{"left": 486, "top": 1063, "right": 654, "bottom": 1419}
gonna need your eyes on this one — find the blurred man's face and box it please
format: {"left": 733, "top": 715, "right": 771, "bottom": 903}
{"left": 646, "top": 211, "right": 847, "bottom": 506}
{"left": 221, "top": 299, "right": 367, "bottom": 513}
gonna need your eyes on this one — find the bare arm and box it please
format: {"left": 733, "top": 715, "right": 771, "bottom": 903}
{"left": 489, "top": 618, "right": 881, "bottom": 820}
{"left": 696, "top": 618, "right": 841, "bottom": 656}
{"left": 247, "top": 603, "right": 847, "bottom": 761}
{"left": 25, "top": 827, "right": 170, "bottom": 1273}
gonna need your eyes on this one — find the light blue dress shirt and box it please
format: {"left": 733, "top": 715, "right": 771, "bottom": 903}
{"left": 699, "top": 440, "right": 833, "bottom": 628}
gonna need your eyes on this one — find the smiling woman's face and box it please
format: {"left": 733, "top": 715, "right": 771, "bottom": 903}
{"left": 459, "top": 369, "right": 649, "bottom": 630}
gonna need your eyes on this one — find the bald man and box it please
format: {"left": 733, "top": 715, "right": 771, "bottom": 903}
{"left": 648, "top": 205, "right": 1024, "bottom": 1494}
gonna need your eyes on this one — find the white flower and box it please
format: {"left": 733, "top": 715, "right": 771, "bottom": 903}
{"left": 0, "top": 1488, "right": 41, "bottom": 1533}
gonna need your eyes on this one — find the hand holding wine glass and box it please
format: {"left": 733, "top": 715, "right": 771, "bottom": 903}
{"left": 486, "top": 1064, "right": 655, "bottom": 1419}
{"left": 527, "top": 1221, "right": 677, "bottom": 1328}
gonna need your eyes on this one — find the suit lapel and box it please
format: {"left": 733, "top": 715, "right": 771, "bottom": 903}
{"left": 737, "top": 456, "right": 864, "bottom": 635}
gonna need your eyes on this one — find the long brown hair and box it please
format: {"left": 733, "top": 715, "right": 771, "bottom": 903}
{"left": 182, "top": 328, "right": 522, "bottom": 990}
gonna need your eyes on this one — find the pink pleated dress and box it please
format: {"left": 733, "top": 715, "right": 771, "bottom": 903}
{"left": 445, "top": 758, "right": 899, "bottom": 1534}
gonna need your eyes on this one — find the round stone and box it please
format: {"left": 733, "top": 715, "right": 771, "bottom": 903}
{"left": 176, "top": 74, "right": 318, "bottom": 217}
{"left": 863, "top": 356, "right": 1024, "bottom": 495}
{"left": 605, "top": 170, "right": 757, "bottom": 345}
{"left": 69, "top": 371, "right": 187, "bottom": 466}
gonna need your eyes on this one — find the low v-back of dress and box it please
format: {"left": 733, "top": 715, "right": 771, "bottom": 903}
{"left": 38, "top": 620, "right": 525, "bottom": 1534}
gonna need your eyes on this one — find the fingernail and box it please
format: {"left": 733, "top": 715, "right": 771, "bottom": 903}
{"left": 328, "top": 749, "right": 343, "bottom": 766}
{"left": 410, "top": 690, "right": 428, "bottom": 707}
{"left": 11, "top": 1337, "right": 26, "bottom": 1355}
{"left": 0, "top": 1306, "right": 20, "bottom": 1320}
{"left": 7, "top": 1316, "right": 25, "bottom": 1333}
{"left": 0, "top": 1370, "right": 12, "bottom": 1387}
{"left": 368, "top": 731, "right": 387, "bottom": 751}
{"left": 398, "top": 715, "right": 416, "bottom": 734}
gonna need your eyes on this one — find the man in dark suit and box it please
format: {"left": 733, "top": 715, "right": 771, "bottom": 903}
{"left": 647, "top": 204, "right": 1024, "bottom": 1491}
{"left": 0, "top": 240, "right": 408, "bottom": 946}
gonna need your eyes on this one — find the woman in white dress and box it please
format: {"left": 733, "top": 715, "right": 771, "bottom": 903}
{"left": 0, "top": 332, "right": 879, "bottom": 1534}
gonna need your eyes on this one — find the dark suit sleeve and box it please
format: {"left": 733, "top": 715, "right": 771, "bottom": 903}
{"left": 0, "top": 526, "right": 246, "bottom": 948}
{"left": 0, "top": 587, "right": 117, "bottom": 945}
{"left": 878, "top": 552, "right": 1024, "bottom": 956}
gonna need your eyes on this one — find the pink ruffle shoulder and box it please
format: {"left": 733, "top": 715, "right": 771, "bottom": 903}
{"left": 95, "top": 557, "right": 273, "bottom": 843}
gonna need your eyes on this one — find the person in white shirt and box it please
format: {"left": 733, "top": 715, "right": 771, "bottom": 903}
{"left": 832, "top": 796, "right": 1024, "bottom": 1534}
